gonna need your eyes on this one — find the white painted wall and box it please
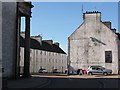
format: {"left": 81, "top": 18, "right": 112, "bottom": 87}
{"left": 68, "top": 12, "right": 119, "bottom": 74}
{"left": 20, "top": 47, "right": 67, "bottom": 73}
{"left": 118, "top": 40, "right": 120, "bottom": 71}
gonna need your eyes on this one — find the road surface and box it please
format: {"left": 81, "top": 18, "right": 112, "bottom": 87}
{"left": 33, "top": 74, "right": 120, "bottom": 88}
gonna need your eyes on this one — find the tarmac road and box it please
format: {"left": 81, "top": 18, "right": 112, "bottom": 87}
{"left": 42, "top": 78, "right": 119, "bottom": 88}
{"left": 33, "top": 74, "right": 120, "bottom": 88}
{"left": 44, "top": 78, "right": 102, "bottom": 88}
{"left": 3, "top": 74, "right": 120, "bottom": 90}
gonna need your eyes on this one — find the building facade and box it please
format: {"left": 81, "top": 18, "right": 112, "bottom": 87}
{"left": 68, "top": 11, "right": 120, "bottom": 74}
{"left": 20, "top": 32, "right": 67, "bottom": 73}
{"left": 2, "top": 2, "right": 18, "bottom": 78}
{"left": 2, "top": 1, "right": 33, "bottom": 78}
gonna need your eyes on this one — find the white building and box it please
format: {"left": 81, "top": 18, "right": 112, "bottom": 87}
{"left": 68, "top": 11, "right": 120, "bottom": 74}
{"left": 20, "top": 32, "right": 67, "bottom": 73}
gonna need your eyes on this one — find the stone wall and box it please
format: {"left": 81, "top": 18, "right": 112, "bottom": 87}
{"left": 118, "top": 39, "right": 120, "bottom": 73}
{"left": 0, "top": 1, "right": 2, "bottom": 73}
{"left": 0, "top": 1, "right": 2, "bottom": 90}
{"left": 68, "top": 12, "right": 119, "bottom": 74}
{"left": 2, "top": 2, "right": 17, "bottom": 78}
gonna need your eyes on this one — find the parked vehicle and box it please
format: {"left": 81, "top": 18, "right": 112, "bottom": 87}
{"left": 52, "top": 69, "right": 60, "bottom": 73}
{"left": 87, "top": 66, "right": 112, "bottom": 75}
{"left": 38, "top": 68, "right": 47, "bottom": 73}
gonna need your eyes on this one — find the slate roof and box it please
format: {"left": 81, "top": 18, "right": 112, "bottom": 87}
{"left": 20, "top": 36, "right": 66, "bottom": 54}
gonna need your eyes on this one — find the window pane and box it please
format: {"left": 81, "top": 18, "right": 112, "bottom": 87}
{"left": 105, "top": 51, "right": 112, "bottom": 63}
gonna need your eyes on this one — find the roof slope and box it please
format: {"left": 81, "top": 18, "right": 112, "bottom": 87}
{"left": 115, "top": 33, "right": 120, "bottom": 40}
{"left": 20, "top": 36, "right": 66, "bottom": 54}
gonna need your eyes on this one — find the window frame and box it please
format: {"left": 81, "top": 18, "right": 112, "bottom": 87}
{"left": 105, "top": 51, "right": 112, "bottom": 63}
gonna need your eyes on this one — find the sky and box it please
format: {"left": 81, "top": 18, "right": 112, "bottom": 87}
{"left": 21, "top": 2, "right": 118, "bottom": 53}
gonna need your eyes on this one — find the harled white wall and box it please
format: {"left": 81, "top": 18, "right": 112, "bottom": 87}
{"left": 20, "top": 47, "right": 67, "bottom": 73}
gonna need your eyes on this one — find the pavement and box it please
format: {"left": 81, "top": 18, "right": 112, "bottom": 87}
{"left": 33, "top": 73, "right": 120, "bottom": 79}
{"left": 4, "top": 76, "right": 50, "bottom": 89}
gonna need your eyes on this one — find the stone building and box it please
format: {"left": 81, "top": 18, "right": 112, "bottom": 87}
{"left": 0, "top": 1, "right": 2, "bottom": 78}
{"left": 2, "top": 1, "right": 33, "bottom": 78}
{"left": 20, "top": 32, "right": 67, "bottom": 73}
{"left": 68, "top": 11, "right": 120, "bottom": 74}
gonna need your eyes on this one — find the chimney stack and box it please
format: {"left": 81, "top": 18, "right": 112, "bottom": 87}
{"left": 103, "top": 21, "right": 111, "bottom": 29}
{"left": 20, "top": 32, "right": 25, "bottom": 38}
{"left": 43, "top": 40, "right": 53, "bottom": 45}
{"left": 111, "top": 29, "right": 116, "bottom": 33}
{"left": 31, "top": 35, "right": 42, "bottom": 45}
{"left": 83, "top": 11, "right": 101, "bottom": 22}
{"left": 54, "top": 42, "right": 59, "bottom": 47}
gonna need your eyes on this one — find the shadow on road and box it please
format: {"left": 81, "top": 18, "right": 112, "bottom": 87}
{"left": 2, "top": 74, "right": 120, "bottom": 89}
{"left": 43, "top": 76, "right": 120, "bottom": 88}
